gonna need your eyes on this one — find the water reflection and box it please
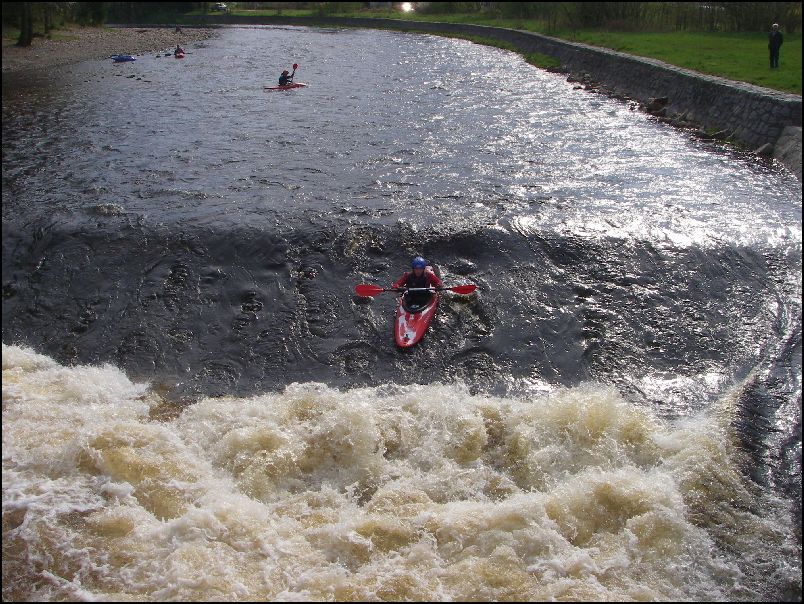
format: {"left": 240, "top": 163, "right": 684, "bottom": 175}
{"left": 3, "top": 26, "right": 800, "bottom": 242}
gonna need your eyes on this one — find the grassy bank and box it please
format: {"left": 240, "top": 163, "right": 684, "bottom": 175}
{"left": 548, "top": 30, "right": 801, "bottom": 94}
{"left": 224, "top": 8, "right": 801, "bottom": 95}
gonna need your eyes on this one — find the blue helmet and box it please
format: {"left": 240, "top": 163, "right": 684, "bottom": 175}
{"left": 411, "top": 256, "right": 426, "bottom": 269}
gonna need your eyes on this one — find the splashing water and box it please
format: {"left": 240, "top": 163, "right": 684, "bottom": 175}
{"left": 3, "top": 344, "right": 799, "bottom": 601}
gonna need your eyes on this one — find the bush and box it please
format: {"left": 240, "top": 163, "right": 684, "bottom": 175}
{"left": 315, "top": 2, "right": 365, "bottom": 16}
{"left": 497, "top": 2, "right": 542, "bottom": 19}
{"left": 73, "top": 1, "right": 107, "bottom": 26}
{"left": 418, "top": 2, "right": 484, "bottom": 15}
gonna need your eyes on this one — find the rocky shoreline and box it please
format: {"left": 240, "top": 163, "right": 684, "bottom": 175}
{"left": 2, "top": 25, "right": 218, "bottom": 74}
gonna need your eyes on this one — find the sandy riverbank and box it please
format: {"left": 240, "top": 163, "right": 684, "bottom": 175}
{"left": 2, "top": 26, "right": 218, "bottom": 74}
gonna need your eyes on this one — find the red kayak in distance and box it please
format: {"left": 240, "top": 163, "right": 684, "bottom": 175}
{"left": 394, "top": 289, "right": 439, "bottom": 348}
{"left": 264, "top": 83, "right": 307, "bottom": 91}
{"left": 175, "top": 52, "right": 185, "bottom": 59}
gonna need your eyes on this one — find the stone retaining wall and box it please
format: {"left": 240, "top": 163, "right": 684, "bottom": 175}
{"left": 188, "top": 15, "right": 803, "bottom": 179}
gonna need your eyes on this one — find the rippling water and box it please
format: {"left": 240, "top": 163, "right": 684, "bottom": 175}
{"left": 2, "top": 26, "right": 802, "bottom": 601}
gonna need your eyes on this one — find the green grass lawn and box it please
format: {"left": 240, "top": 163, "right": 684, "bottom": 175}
{"left": 3, "top": 27, "right": 21, "bottom": 42}
{"left": 227, "top": 9, "right": 801, "bottom": 95}
{"left": 557, "top": 31, "right": 801, "bottom": 94}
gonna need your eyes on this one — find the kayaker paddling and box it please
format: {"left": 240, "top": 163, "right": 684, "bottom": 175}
{"left": 392, "top": 256, "right": 443, "bottom": 309}
{"left": 278, "top": 67, "right": 295, "bottom": 86}
{"left": 354, "top": 267, "right": 476, "bottom": 348}
{"left": 265, "top": 64, "right": 303, "bottom": 90}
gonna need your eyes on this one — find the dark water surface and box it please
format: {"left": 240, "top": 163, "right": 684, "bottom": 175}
{"left": 3, "top": 26, "right": 801, "bottom": 601}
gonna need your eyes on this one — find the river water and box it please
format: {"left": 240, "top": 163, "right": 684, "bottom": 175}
{"left": 2, "top": 26, "right": 801, "bottom": 601}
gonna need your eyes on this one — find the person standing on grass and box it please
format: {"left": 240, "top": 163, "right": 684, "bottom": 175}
{"left": 768, "top": 23, "right": 783, "bottom": 69}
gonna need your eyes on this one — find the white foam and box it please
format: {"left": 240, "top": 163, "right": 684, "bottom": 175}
{"left": 2, "top": 345, "right": 799, "bottom": 601}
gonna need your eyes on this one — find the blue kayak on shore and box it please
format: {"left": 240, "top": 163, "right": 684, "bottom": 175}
{"left": 111, "top": 54, "right": 136, "bottom": 62}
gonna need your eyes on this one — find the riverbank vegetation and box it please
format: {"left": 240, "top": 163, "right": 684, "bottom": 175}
{"left": 3, "top": 2, "right": 801, "bottom": 93}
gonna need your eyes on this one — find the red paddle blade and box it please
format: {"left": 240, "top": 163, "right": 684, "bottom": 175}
{"left": 448, "top": 284, "right": 476, "bottom": 294}
{"left": 292, "top": 63, "right": 298, "bottom": 69}
{"left": 354, "top": 284, "right": 385, "bottom": 296}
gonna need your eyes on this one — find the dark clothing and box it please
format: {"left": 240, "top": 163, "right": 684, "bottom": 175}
{"left": 768, "top": 30, "right": 783, "bottom": 49}
{"left": 279, "top": 70, "right": 294, "bottom": 86}
{"left": 768, "top": 30, "right": 783, "bottom": 68}
{"left": 392, "top": 268, "right": 443, "bottom": 308}
{"left": 392, "top": 269, "right": 443, "bottom": 291}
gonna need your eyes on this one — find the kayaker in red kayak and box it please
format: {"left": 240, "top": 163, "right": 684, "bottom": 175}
{"left": 174, "top": 44, "right": 184, "bottom": 56}
{"left": 392, "top": 256, "right": 443, "bottom": 307}
{"left": 278, "top": 68, "right": 295, "bottom": 86}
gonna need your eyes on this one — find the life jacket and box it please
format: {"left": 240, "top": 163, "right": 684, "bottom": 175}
{"left": 403, "top": 270, "right": 432, "bottom": 289}
{"left": 401, "top": 268, "right": 438, "bottom": 309}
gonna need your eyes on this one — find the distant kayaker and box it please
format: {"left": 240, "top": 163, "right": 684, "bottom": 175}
{"left": 174, "top": 44, "right": 184, "bottom": 56}
{"left": 392, "top": 256, "right": 443, "bottom": 307}
{"left": 278, "top": 68, "right": 295, "bottom": 86}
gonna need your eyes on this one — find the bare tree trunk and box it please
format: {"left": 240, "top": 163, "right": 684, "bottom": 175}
{"left": 16, "top": 2, "right": 34, "bottom": 47}
{"left": 44, "top": 3, "right": 52, "bottom": 34}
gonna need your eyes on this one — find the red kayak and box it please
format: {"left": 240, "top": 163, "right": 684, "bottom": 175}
{"left": 394, "top": 289, "right": 439, "bottom": 348}
{"left": 175, "top": 52, "right": 185, "bottom": 59}
{"left": 264, "top": 83, "right": 307, "bottom": 91}
{"left": 353, "top": 277, "right": 475, "bottom": 349}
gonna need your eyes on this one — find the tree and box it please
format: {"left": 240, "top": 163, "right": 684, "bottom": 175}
{"left": 41, "top": 2, "right": 66, "bottom": 34}
{"left": 73, "top": 2, "right": 109, "bottom": 25}
{"left": 17, "top": 2, "right": 34, "bottom": 47}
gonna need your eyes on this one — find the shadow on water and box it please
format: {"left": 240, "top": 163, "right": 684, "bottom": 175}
{"left": 1, "top": 210, "right": 796, "bottom": 400}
